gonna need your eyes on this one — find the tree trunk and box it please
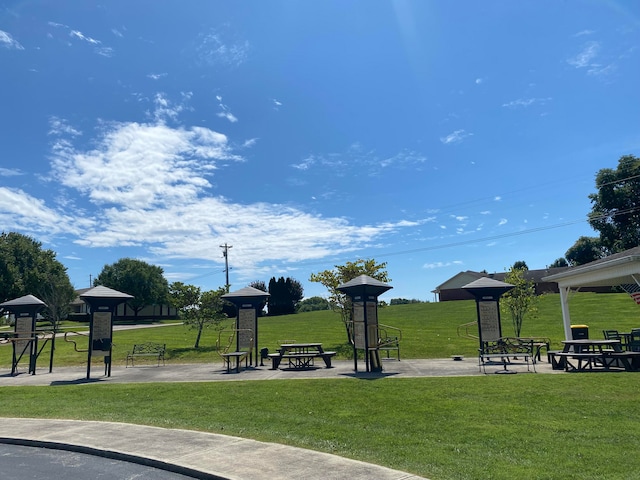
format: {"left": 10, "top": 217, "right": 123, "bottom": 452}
{"left": 194, "top": 324, "right": 203, "bottom": 348}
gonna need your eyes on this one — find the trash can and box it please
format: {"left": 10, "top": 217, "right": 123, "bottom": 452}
{"left": 571, "top": 324, "right": 589, "bottom": 340}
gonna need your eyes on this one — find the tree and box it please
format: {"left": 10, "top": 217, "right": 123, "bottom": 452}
{"left": 565, "top": 236, "right": 605, "bottom": 266}
{"left": 309, "top": 259, "right": 390, "bottom": 338}
{"left": 168, "top": 282, "right": 228, "bottom": 348}
{"left": 512, "top": 260, "right": 528, "bottom": 270}
{"left": 549, "top": 257, "right": 568, "bottom": 268}
{"left": 500, "top": 266, "right": 537, "bottom": 337}
{"left": 267, "top": 276, "right": 304, "bottom": 315}
{"left": 588, "top": 155, "right": 640, "bottom": 253}
{"left": 94, "top": 258, "right": 169, "bottom": 316}
{"left": 297, "top": 296, "right": 331, "bottom": 312}
{"left": 390, "top": 298, "right": 423, "bottom": 305}
{"left": 0, "top": 232, "right": 73, "bottom": 303}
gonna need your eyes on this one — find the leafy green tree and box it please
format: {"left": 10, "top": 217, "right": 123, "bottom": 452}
{"left": 549, "top": 257, "right": 568, "bottom": 268}
{"left": 390, "top": 298, "right": 423, "bottom": 305}
{"left": 512, "top": 260, "right": 528, "bottom": 270}
{"left": 588, "top": 155, "right": 640, "bottom": 253}
{"left": 500, "top": 266, "right": 537, "bottom": 337}
{"left": 0, "top": 232, "right": 73, "bottom": 303}
{"left": 309, "top": 259, "right": 390, "bottom": 338}
{"left": 94, "top": 258, "right": 169, "bottom": 316}
{"left": 267, "top": 276, "right": 303, "bottom": 315}
{"left": 297, "top": 296, "right": 331, "bottom": 312}
{"left": 168, "top": 282, "right": 227, "bottom": 348}
{"left": 565, "top": 236, "right": 605, "bottom": 266}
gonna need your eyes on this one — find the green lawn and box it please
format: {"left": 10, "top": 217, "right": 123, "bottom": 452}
{"left": 2, "top": 292, "right": 640, "bottom": 479}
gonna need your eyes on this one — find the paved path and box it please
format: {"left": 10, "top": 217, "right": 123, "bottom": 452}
{"left": 0, "top": 358, "right": 556, "bottom": 479}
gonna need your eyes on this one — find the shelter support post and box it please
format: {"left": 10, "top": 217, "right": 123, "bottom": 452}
{"left": 559, "top": 286, "right": 573, "bottom": 341}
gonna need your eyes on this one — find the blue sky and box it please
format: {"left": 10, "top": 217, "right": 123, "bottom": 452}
{"left": 1, "top": 1, "right": 639, "bottom": 301}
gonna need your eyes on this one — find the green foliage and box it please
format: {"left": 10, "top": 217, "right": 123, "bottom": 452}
{"left": 297, "top": 296, "right": 330, "bottom": 312}
{"left": 588, "top": 154, "right": 640, "bottom": 253}
{"left": 549, "top": 257, "right": 568, "bottom": 268}
{"left": 95, "top": 258, "right": 169, "bottom": 314}
{"left": 267, "top": 276, "right": 303, "bottom": 315}
{"left": 168, "top": 282, "right": 228, "bottom": 348}
{"left": 500, "top": 267, "right": 537, "bottom": 337}
{"left": 565, "top": 235, "right": 605, "bottom": 266}
{"left": 389, "top": 298, "right": 423, "bottom": 305}
{"left": 0, "top": 232, "right": 70, "bottom": 301}
{"left": 512, "top": 260, "right": 528, "bottom": 270}
{"left": 309, "top": 259, "right": 390, "bottom": 324}
{"left": 0, "top": 232, "right": 75, "bottom": 328}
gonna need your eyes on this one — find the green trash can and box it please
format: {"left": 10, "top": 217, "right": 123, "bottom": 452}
{"left": 571, "top": 324, "right": 589, "bottom": 340}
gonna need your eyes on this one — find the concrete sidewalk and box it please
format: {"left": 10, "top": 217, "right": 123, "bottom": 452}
{"left": 0, "top": 358, "right": 556, "bottom": 479}
{"left": 0, "top": 356, "right": 554, "bottom": 386}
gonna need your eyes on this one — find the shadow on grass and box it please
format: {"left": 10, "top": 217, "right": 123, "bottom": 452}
{"left": 50, "top": 378, "right": 104, "bottom": 386}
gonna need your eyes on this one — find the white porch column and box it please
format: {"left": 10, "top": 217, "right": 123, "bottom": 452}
{"left": 559, "top": 285, "right": 572, "bottom": 341}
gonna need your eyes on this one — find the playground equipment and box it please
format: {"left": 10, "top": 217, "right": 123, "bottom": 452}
{"left": 0, "top": 295, "right": 53, "bottom": 375}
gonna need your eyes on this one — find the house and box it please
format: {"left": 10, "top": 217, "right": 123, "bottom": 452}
{"left": 433, "top": 267, "right": 612, "bottom": 302}
{"left": 69, "top": 288, "right": 178, "bottom": 322}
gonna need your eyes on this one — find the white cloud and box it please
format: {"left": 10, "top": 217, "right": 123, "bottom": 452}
{"left": 216, "top": 96, "right": 239, "bottom": 123}
{"left": 498, "top": 218, "right": 508, "bottom": 226}
{"left": 502, "top": 97, "right": 552, "bottom": 108}
{"left": 423, "top": 260, "right": 463, "bottom": 269}
{"left": 148, "top": 73, "right": 168, "bottom": 80}
{"left": 70, "top": 30, "right": 101, "bottom": 45}
{"left": 440, "top": 130, "right": 473, "bottom": 145}
{"left": 0, "top": 187, "right": 91, "bottom": 236}
{"left": 574, "top": 29, "right": 595, "bottom": 37}
{"left": 568, "top": 41, "right": 600, "bottom": 68}
{"left": 41, "top": 118, "right": 419, "bottom": 274}
{"left": 217, "top": 112, "right": 238, "bottom": 123}
{"left": 0, "top": 30, "right": 24, "bottom": 50}
{"left": 194, "top": 27, "right": 249, "bottom": 68}
{"left": 49, "top": 116, "right": 82, "bottom": 137}
{"left": 475, "top": 77, "right": 484, "bottom": 84}
{"left": 273, "top": 99, "right": 282, "bottom": 106}
{"left": 0, "top": 167, "right": 23, "bottom": 177}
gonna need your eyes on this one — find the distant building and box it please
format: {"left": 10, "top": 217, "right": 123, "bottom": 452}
{"left": 432, "top": 267, "right": 612, "bottom": 302}
{"left": 69, "top": 288, "right": 178, "bottom": 322}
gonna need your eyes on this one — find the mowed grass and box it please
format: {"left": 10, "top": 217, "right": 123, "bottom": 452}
{"left": 3, "top": 375, "right": 640, "bottom": 479}
{"left": 2, "top": 292, "right": 640, "bottom": 479}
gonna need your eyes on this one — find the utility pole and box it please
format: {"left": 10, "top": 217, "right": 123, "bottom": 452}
{"left": 220, "top": 243, "right": 232, "bottom": 292}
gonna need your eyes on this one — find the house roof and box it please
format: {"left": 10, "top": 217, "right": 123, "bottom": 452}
{"left": 542, "top": 246, "right": 640, "bottom": 288}
{"left": 433, "top": 267, "right": 569, "bottom": 294}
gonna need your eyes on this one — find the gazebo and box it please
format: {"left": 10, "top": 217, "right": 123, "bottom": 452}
{"left": 543, "top": 246, "right": 640, "bottom": 340}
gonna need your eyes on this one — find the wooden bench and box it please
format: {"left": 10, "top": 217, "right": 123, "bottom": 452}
{"left": 126, "top": 342, "right": 166, "bottom": 367}
{"left": 479, "top": 337, "right": 535, "bottom": 374}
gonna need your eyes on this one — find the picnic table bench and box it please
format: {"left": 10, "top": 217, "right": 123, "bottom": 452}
{"left": 126, "top": 342, "right": 166, "bottom": 367}
{"left": 268, "top": 343, "right": 336, "bottom": 370}
{"left": 478, "top": 337, "right": 536, "bottom": 374}
{"left": 550, "top": 339, "right": 640, "bottom": 372}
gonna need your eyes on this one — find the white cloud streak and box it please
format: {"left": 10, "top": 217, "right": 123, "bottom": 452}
{"left": 440, "top": 130, "right": 473, "bottom": 145}
{"left": 0, "top": 30, "right": 24, "bottom": 50}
